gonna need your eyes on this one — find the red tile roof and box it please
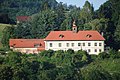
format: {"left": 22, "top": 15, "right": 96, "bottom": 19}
{"left": 16, "top": 16, "right": 30, "bottom": 22}
{"left": 9, "top": 39, "right": 45, "bottom": 51}
{"left": 45, "top": 30, "right": 105, "bottom": 41}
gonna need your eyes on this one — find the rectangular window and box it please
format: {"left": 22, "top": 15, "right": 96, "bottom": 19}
{"left": 66, "top": 43, "right": 69, "bottom": 47}
{"left": 99, "top": 49, "right": 102, "bottom": 52}
{"left": 59, "top": 43, "right": 62, "bottom": 47}
{"left": 88, "top": 49, "right": 91, "bottom": 52}
{"left": 95, "top": 49, "right": 97, "bottom": 52}
{"left": 88, "top": 43, "right": 91, "bottom": 46}
{"left": 94, "top": 43, "right": 97, "bottom": 46}
{"left": 78, "top": 43, "right": 81, "bottom": 46}
{"left": 50, "top": 43, "right": 52, "bottom": 47}
{"left": 83, "top": 43, "right": 85, "bottom": 46}
{"left": 99, "top": 43, "right": 102, "bottom": 46}
{"left": 72, "top": 43, "right": 74, "bottom": 47}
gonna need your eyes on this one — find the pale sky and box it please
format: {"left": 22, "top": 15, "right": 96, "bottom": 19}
{"left": 56, "top": 0, "right": 108, "bottom": 10}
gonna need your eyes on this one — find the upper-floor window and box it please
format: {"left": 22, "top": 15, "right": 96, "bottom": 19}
{"left": 83, "top": 43, "right": 85, "bottom": 46}
{"left": 59, "top": 43, "right": 62, "bottom": 47}
{"left": 88, "top": 43, "right": 91, "bottom": 46}
{"left": 94, "top": 43, "right": 97, "bottom": 46}
{"left": 99, "top": 43, "right": 102, "bottom": 46}
{"left": 72, "top": 43, "right": 74, "bottom": 47}
{"left": 66, "top": 43, "right": 69, "bottom": 47}
{"left": 78, "top": 43, "right": 81, "bottom": 46}
{"left": 50, "top": 43, "right": 52, "bottom": 47}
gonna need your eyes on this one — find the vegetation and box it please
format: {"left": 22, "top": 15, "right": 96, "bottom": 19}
{"left": 0, "top": 24, "right": 11, "bottom": 39}
{"left": 1, "top": 0, "right": 120, "bottom": 50}
{"left": 0, "top": 0, "right": 58, "bottom": 21}
{"left": 0, "top": 24, "right": 12, "bottom": 48}
{"left": 0, "top": 0, "right": 120, "bottom": 79}
{"left": 0, "top": 50, "right": 120, "bottom": 80}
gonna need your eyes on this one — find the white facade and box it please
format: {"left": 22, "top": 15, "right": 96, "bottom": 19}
{"left": 45, "top": 40, "right": 104, "bottom": 55}
{"left": 11, "top": 47, "right": 38, "bottom": 54}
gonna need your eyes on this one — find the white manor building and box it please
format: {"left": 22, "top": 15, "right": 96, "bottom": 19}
{"left": 9, "top": 21, "right": 105, "bottom": 55}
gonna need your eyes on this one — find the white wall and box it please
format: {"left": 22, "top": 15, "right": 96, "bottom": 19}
{"left": 12, "top": 48, "right": 38, "bottom": 54}
{"left": 45, "top": 41, "right": 104, "bottom": 55}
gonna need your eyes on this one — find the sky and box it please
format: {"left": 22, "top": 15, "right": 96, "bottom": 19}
{"left": 56, "top": 0, "right": 108, "bottom": 10}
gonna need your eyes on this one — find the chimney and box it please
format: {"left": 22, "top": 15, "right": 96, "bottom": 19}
{"left": 72, "top": 20, "right": 77, "bottom": 33}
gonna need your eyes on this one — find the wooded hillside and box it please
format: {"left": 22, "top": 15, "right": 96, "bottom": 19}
{"left": 1, "top": 0, "right": 120, "bottom": 50}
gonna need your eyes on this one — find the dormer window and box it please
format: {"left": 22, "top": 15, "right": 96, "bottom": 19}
{"left": 34, "top": 43, "right": 42, "bottom": 48}
{"left": 11, "top": 44, "right": 16, "bottom": 47}
{"left": 59, "top": 34, "right": 64, "bottom": 38}
{"left": 86, "top": 34, "right": 92, "bottom": 38}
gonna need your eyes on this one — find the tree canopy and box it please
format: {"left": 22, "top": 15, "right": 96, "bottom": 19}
{"left": 0, "top": 49, "right": 120, "bottom": 80}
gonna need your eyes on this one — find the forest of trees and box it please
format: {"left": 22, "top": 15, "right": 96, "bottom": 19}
{"left": 0, "top": 49, "right": 120, "bottom": 80}
{"left": 0, "top": 0, "right": 120, "bottom": 79}
{"left": 0, "top": 0, "right": 58, "bottom": 20}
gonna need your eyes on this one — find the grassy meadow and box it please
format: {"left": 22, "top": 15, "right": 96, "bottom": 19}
{"left": 0, "top": 24, "right": 12, "bottom": 48}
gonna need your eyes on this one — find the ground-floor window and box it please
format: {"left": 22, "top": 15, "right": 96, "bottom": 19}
{"left": 50, "top": 43, "right": 52, "bottom": 47}
{"left": 99, "top": 49, "right": 102, "bottom": 52}
{"left": 95, "top": 49, "right": 97, "bottom": 52}
{"left": 88, "top": 49, "right": 91, "bottom": 52}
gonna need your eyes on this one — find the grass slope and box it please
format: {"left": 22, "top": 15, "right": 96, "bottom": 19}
{"left": 0, "top": 24, "right": 12, "bottom": 48}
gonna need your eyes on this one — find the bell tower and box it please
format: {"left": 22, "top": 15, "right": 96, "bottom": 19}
{"left": 72, "top": 20, "right": 77, "bottom": 33}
